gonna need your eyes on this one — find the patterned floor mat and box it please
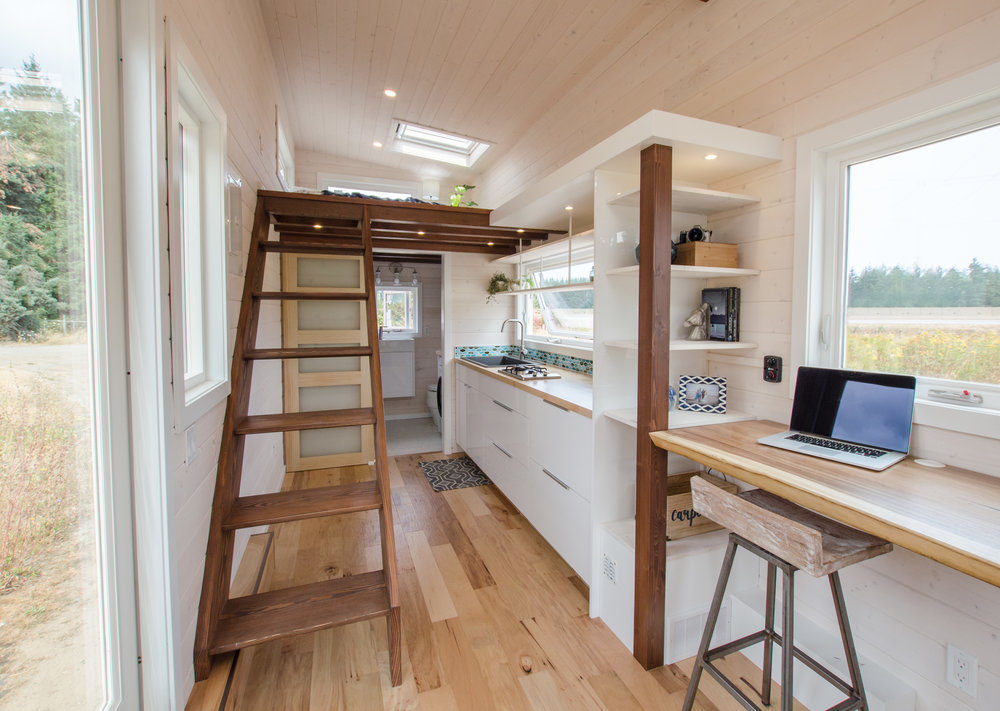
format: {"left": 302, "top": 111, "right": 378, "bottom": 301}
{"left": 419, "top": 456, "right": 491, "bottom": 492}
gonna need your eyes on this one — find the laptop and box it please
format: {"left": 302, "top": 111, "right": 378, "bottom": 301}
{"left": 758, "top": 366, "right": 916, "bottom": 471}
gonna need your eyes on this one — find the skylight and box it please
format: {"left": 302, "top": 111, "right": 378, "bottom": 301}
{"left": 391, "top": 120, "right": 491, "bottom": 167}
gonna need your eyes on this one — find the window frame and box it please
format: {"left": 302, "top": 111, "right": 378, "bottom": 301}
{"left": 519, "top": 247, "right": 595, "bottom": 351}
{"left": 376, "top": 283, "right": 421, "bottom": 337}
{"left": 166, "top": 29, "right": 230, "bottom": 431}
{"left": 793, "top": 63, "right": 1000, "bottom": 439}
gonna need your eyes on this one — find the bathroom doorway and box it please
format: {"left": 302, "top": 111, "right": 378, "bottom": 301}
{"left": 375, "top": 253, "right": 443, "bottom": 455}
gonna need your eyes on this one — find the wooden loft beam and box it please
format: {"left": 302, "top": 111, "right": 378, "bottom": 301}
{"left": 370, "top": 220, "right": 554, "bottom": 241}
{"left": 634, "top": 143, "right": 672, "bottom": 670}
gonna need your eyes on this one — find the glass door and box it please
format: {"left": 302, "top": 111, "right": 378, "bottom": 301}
{"left": 0, "top": 0, "right": 138, "bottom": 708}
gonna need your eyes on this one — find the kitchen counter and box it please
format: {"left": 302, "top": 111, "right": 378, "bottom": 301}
{"left": 456, "top": 358, "right": 593, "bottom": 417}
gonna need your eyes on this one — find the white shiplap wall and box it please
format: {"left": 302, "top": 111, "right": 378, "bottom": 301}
{"left": 162, "top": 0, "right": 290, "bottom": 701}
{"left": 473, "top": 2, "right": 1000, "bottom": 708}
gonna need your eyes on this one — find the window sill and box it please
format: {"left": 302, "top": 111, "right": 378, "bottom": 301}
{"left": 913, "top": 398, "right": 1000, "bottom": 440}
{"left": 174, "top": 377, "right": 229, "bottom": 432}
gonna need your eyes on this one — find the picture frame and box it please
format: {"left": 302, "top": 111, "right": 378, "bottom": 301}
{"left": 677, "top": 375, "right": 727, "bottom": 414}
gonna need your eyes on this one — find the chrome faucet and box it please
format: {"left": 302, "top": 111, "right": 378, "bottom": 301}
{"left": 501, "top": 318, "right": 525, "bottom": 359}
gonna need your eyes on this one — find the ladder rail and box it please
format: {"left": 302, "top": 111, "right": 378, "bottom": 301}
{"left": 194, "top": 197, "right": 271, "bottom": 679}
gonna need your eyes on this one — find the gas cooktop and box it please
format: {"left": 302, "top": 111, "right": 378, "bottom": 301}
{"left": 498, "top": 364, "right": 562, "bottom": 381}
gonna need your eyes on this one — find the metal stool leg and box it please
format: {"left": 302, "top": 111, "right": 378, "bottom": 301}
{"left": 781, "top": 566, "right": 795, "bottom": 711}
{"left": 761, "top": 562, "right": 777, "bottom": 706}
{"left": 682, "top": 535, "right": 740, "bottom": 711}
{"left": 830, "top": 572, "right": 868, "bottom": 710}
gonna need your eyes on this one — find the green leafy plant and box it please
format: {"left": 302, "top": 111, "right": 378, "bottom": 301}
{"left": 449, "top": 184, "right": 478, "bottom": 207}
{"left": 486, "top": 271, "right": 513, "bottom": 302}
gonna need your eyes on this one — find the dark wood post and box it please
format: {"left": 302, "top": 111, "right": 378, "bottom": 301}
{"left": 633, "top": 143, "right": 672, "bottom": 669}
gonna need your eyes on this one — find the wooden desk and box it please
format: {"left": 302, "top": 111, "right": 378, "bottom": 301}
{"left": 650, "top": 420, "right": 1000, "bottom": 587}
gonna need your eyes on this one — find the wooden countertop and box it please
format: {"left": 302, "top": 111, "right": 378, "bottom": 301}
{"left": 456, "top": 359, "right": 593, "bottom": 417}
{"left": 650, "top": 420, "right": 1000, "bottom": 587}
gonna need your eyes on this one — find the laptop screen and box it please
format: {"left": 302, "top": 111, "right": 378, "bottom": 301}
{"left": 790, "top": 367, "right": 916, "bottom": 453}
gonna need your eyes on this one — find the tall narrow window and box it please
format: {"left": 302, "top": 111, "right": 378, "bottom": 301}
{"left": 167, "top": 32, "right": 229, "bottom": 429}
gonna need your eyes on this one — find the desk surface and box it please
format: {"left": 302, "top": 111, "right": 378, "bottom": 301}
{"left": 650, "top": 420, "right": 1000, "bottom": 587}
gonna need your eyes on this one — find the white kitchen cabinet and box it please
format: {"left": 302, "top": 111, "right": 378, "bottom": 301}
{"left": 526, "top": 396, "right": 593, "bottom": 501}
{"left": 455, "top": 364, "right": 592, "bottom": 581}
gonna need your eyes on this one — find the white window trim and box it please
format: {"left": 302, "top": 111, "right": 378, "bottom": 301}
{"left": 376, "top": 283, "right": 421, "bottom": 337}
{"left": 166, "top": 27, "right": 230, "bottom": 432}
{"left": 519, "top": 248, "right": 596, "bottom": 350}
{"left": 793, "top": 61, "right": 1000, "bottom": 439}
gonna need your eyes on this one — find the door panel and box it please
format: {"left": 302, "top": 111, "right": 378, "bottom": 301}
{"left": 281, "top": 254, "right": 374, "bottom": 471}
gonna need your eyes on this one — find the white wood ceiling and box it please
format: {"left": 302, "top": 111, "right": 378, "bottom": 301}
{"left": 258, "top": 0, "right": 690, "bottom": 186}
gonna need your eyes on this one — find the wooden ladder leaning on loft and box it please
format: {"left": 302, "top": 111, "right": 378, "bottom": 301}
{"left": 192, "top": 198, "right": 402, "bottom": 684}
{"left": 193, "top": 190, "right": 555, "bottom": 685}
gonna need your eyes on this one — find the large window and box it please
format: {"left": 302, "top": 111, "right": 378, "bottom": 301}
{"left": 167, "top": 31, "right": 229, "bottom": 428}
{"left": 795, "top": 70, "right": 1000, "bottom": 435}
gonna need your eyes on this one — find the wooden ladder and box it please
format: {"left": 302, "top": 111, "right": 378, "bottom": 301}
{"left": 193, "top": 201, "right": 401, "bottom": 686}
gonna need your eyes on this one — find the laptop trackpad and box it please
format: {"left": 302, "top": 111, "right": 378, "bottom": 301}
{"left": 802, "top": 444, "right": 834, "bottom": 455}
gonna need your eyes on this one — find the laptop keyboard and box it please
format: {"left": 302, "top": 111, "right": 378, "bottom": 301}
{"left": 786, "top": 433, "right": 886, "bottom": 458}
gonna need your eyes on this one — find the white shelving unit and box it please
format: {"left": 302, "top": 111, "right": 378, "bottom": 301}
{"left": 490, "top": 109, "right": 783, "bottom": 660}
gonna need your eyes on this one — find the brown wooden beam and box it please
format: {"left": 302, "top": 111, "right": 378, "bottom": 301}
{"left": 371, "top": 229, "right": 529, "bottom": 244}
{"left": 634, "top": 143, "right": 673, "bottom": 670}
{"left": 372, "top": 253, "right": 442, "bottom": 264}
{"left": 275, "top": 231, "right": 517, "bottom": 254}
{"left": 370, "top": 220, "right": 552, "bottom": 240}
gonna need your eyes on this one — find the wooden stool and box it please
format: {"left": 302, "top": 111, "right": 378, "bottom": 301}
{"left": 681, "top": 476, "right": 892, "bottom": 711}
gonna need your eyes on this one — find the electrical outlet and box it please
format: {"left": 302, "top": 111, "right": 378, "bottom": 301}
{"left": 946, "top": 643, "right": 978, "bottom": 698}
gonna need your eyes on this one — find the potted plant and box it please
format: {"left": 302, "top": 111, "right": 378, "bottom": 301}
{"left": 487, "top": 271, "right": 515, "bottom": 302}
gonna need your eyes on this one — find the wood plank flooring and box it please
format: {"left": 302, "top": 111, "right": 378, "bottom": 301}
{"left": 186, "top": 452, "right": 806, "bottom": 711}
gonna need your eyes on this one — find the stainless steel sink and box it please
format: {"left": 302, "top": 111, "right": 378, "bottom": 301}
{"left": 462, "top": 355, "right": 532, "bottom": 367}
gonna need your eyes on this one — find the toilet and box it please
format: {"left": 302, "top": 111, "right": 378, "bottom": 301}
{"left": 426, "top": 378, "right": 441, "bottom": 431}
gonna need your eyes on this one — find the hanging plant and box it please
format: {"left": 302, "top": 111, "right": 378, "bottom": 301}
{"left": 450, "top": 184, "right": 478, "bottom": 207}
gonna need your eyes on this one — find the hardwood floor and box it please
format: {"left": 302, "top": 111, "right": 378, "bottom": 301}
{"left": 186, "top": 452, "right": 804, "bottom": 711}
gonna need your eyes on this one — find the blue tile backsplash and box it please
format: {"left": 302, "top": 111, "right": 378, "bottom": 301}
{"left": 454, "top": 345, "right": 593, "bottom": 376}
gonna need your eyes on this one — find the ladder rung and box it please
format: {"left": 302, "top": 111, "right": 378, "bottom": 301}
{"left": 253, "top": 291, "right": 369, "bottom": 301}
{"left": 224, "top": 480, "right": 380, "bottom": 530}
{"left": 235, "top": 408, "right": 377, "bottom": 434}
{"left": 245, "top": 346, "right": 373, "bottom": 360}
{"left": 259, "top": 241, "right": 364, "bottom": 256}
{"left": 209, "top": 571, "right": 391, "bottom": 655}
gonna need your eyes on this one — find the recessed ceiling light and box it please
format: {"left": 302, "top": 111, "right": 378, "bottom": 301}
{"left": 313, "top": 224, "right": 322, "bottom": 229}
{"left": 373, "top": 141, "right": 383, "bottom": 148}
{"left": 417, "top": 231, "right": 425, "bottom": 235}
{"left": 384, "top": 88, "right": 397, "bottom": 97}
{"left": 487, "top": 242, "right": 495, "bottom": 246}
{"left": 517, "top": 229, "right": 524, "bottom": 233}
{"left": 564, "top": 205, "right": 573, "bottom": 211}
{"left": 704, "top": 153, "right": 719, "bottom": 160}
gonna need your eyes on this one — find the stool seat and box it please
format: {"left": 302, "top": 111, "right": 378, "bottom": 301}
{"left": 691, "top": 476, "right": 892, "bottom": 577}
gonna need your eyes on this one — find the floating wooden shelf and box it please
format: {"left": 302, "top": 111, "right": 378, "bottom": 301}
{"left": 492, "top": 282, "right": 594, "bottom": 296}
{"left": 608, "top": 185, "right": 759, "bottom": 214}
{"left": 605, "top": 264, "right": 760, "bottom": 278}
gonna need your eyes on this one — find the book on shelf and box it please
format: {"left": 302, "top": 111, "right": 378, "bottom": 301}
{"left": 702, "top": 287, "right": 740, "bottom": 341}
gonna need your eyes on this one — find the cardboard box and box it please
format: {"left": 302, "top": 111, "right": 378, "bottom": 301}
{"left": 666, "top": 472, "right": 739, "bottom": 540}
{"left": 675, "top": 242, "right": 738, "bottom": 269}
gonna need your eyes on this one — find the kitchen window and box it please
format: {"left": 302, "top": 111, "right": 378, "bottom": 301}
{"left": 794, "top": 68, "right": 1000, "bottom": 437}
{"left": 520, "top": 250, "right": 594, "bottom": 348}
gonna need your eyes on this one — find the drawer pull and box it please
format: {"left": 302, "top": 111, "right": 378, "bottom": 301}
{"left": 493, "top": 442, "right": 513, "bottom": 459}
{"left": 543, "top": 399, "right": 570, "bottom": 412}
{"left": 542, "top": 468, "right": 570, "bottom": 490}
{"left": 492, "top": 399, "right": 514, "bottom": 412}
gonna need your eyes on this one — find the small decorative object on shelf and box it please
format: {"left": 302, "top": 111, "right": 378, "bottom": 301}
{"left": 449, "top": 184, "right": 478, "bottom": 207}
{"left": 668, "top": 385, "right": 677, "bottom": 411}
{"left": 486, "top": 271, "right": 514, "bottom": 302}
{"left": 682, "top": 303, "right": 711, "bottom": 340}
{"left": 677, "top": 375, "right": 727, "bottom": 414}
{"left": 702, "top": 287, "right": 741, "bottom": 341}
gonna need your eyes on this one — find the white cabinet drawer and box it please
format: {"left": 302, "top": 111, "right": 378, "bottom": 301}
{"left": 484, "top": 395, "right": 528, "bottom": 464}
{"left": 526, "top": 396, "right": 593, "bottom": 500}
{"left": 477, "top": 373, "right": 525, "bottom": 412}
{"left": 521, "top": 461, "right": 591, "bottom": 584}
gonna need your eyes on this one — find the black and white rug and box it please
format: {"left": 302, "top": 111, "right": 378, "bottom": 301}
{"left": 419, "top": 456, "right": 491, "bottom": 492}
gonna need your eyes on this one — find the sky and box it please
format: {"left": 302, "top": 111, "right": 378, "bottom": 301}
{"left": 0, "top": 0, "right": 83, "bottom": 100}
{"left": 847, "top": 122, "right": 1000, "bottom": 273}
